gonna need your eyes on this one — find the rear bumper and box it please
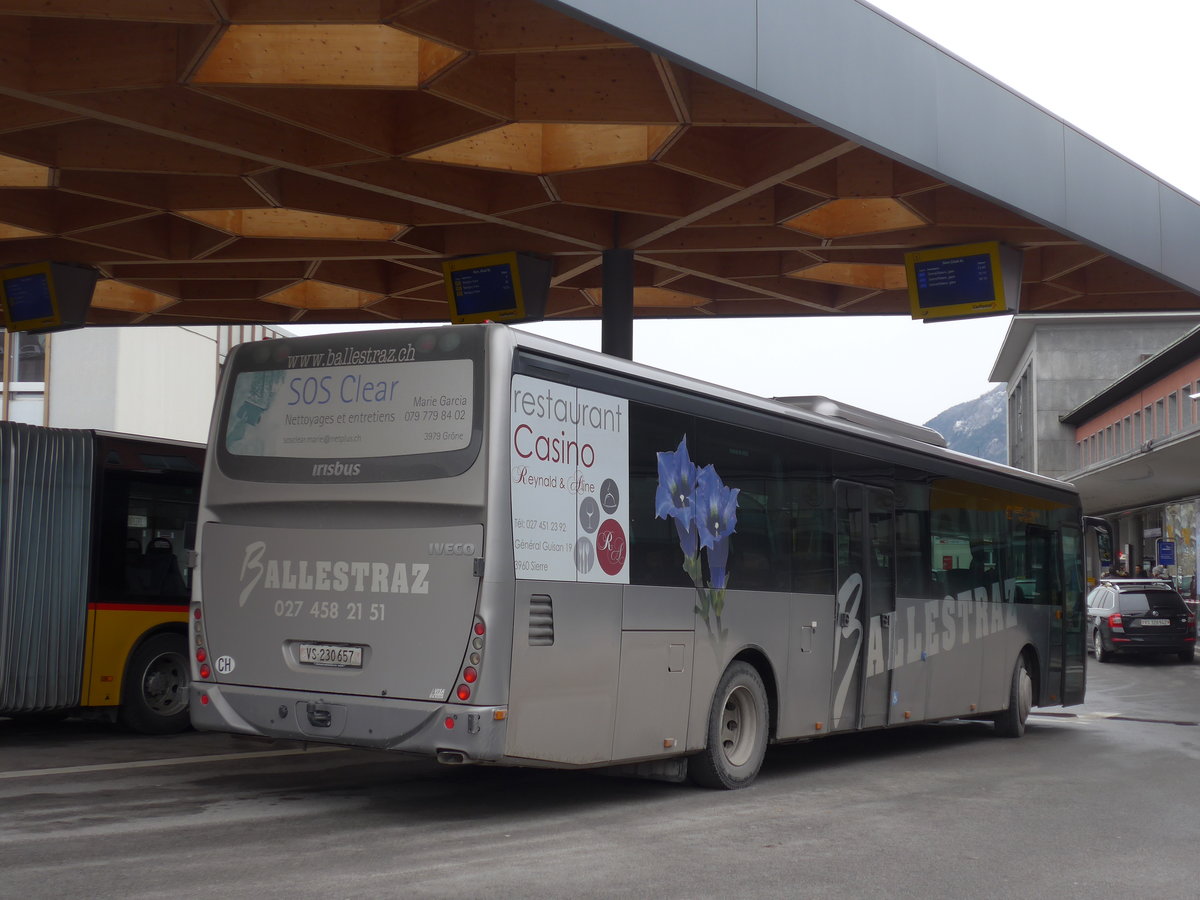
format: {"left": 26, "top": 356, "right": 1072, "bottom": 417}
{"left": 1106, "top": 633, "right": 1195, "bottom": 652}
{"left": 190, "top": 683, "right": 507, "bottom": 761}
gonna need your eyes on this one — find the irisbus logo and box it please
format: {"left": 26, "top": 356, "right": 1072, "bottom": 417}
{"left": 312, "top": 460, "right": 361, "bottom": 477}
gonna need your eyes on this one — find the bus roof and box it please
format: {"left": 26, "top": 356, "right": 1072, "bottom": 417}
{"left": 504, "top": 324, "right": 1077, "bottom": 500}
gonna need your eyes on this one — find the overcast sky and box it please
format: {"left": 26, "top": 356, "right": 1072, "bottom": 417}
{"left": 294, "top": 1, "right": 1198, "bottom": 426}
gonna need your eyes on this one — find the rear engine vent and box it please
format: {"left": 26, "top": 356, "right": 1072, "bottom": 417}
{"left": 528, "top": 594, "right": 554, "bottom": 646}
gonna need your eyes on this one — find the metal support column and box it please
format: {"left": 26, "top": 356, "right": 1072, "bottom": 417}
{"left": 601, "top": 248, "right": 634, "bottom": 360}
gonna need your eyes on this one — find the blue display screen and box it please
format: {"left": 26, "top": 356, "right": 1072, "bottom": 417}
{"left": 3, "top": 272, "right": 55, "bottom": 324}
{"left": 450, "top": 262, "right": 517, "bottom": 317}
{"left": 913, "top": 252, "right": 995, "bottom": 308}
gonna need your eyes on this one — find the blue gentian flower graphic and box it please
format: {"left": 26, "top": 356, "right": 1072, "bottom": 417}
{"left": 695, "top": 465, "right": 739, "bottom": 590}
{"left": 655, "top": 437, "right": 699, "bottom": 559}
{"left": 654, "top": 437, "right": 739, "bottom": 647}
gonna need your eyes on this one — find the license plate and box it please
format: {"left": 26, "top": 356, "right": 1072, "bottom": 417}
{"left": 1136, "top": 619, "right": 1169, "bottom": 626}
{"left": 298, "top": 643, "right": 363, "bottom": 667}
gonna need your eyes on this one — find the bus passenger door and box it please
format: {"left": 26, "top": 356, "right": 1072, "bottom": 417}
{"left": 831, "top": 482, "right": 896, "bottom": 732}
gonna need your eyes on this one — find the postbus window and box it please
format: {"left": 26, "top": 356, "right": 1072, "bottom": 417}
{"left": 96, "top": 475, "right": 200, "bottom": 603}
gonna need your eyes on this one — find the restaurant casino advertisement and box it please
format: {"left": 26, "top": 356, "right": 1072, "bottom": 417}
{"left": 510, "top": 374, "right": 629, "bottom": 583}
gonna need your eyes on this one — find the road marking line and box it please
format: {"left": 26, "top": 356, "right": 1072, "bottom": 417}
{"left": 0, "top": 745, "right": 348, "bottom": 780}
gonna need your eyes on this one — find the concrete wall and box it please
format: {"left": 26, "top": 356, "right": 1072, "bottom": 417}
{"left": 999, "top": 320, "right": 1191, "bottom": 479}
{"left": 48, "top": 327, "right": 218, "bottom": 443}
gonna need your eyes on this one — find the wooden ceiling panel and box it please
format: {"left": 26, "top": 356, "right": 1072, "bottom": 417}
{"left": 310, "top": 259, "right": 441, "bottom": 295}
{"left": 685, "top": 74, "right": 807, "bottom": 126}
{"left": 67, "top": 88, "right": 383, "bottom": 170}
{"left": 0, "top": 234, "right": 150, "bottom": 265}
{"left": 0, "top": 121, "right": 256, "bottom": 174}
{"left": 223, "top": 1, "right": 396, "bottom": 24}
{"left": 470, "top": 0, "right": 628, "bottom": 53}
{"left": 352, "top": 296, "right": 450, "bottom": 321}
{"left": 0, "top": 1, "right": 218, "bottom": 23}
{"left": 105, "top": 260, "right": 311, "bottom": 279}
{"left": 514, "top": 50, "right": 678, "bottom": 123}
{"left": 552, "top": 165, "right": 731, "bottom": 218}
{"left": 0, "top": 0, "right": 1186, "bottom": 327}
{"left": 425, "top": 53, "right": 516, "bottom": 119}
{"left": 0, "top": 96, "right": 83, "bottom": 133}
{"left": 26, "top": 21, "right": 208, "bottom": 92}
{"left": 142, "top": 298, "right": 294, "bottom": 321}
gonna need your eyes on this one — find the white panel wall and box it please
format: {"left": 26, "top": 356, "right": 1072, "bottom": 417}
{"left": 47, "top": 327, "right": 218, "bottom": 443}
{"left": 112, "top": 327, "right": 218, "bottom": 443}
{"left": 45, "top": 328, "right": 120, "bottom": 429}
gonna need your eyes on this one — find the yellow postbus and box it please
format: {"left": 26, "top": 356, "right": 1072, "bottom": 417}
{"left": 1, "top": 422, "right": 202, "bottom": 733}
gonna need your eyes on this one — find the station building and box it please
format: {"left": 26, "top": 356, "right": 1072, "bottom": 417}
{"left": 993, "top": 314, "right": 1200, "bottom": 596}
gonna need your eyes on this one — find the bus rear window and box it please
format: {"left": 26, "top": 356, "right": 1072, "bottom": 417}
{"left": 214, "top": 328, "right": 485, "bottom": 483}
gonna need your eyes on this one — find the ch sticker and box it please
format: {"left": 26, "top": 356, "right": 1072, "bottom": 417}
{"left": 214, "top": 656, "right": 236, "bottom": 675}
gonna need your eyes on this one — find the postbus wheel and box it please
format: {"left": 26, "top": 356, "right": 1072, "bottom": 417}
{"left": 689, "top": 661, "right": 769, "bottom": 789}
{"left": 993, "top": 653, "right": 1032, "bottom": 738}
{"left": 119, "top": 632, "right": 191, "bottom": 735}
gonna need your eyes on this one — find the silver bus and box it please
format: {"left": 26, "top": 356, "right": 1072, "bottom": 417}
{"left": 190, "top": 324, "right": 1087, "bottom": 788}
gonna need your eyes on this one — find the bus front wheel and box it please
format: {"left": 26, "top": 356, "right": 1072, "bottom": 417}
{"left": 689, "top": 661, "right": 768, "bottom": 789}
{"left": 119, "top": 632, "right": 191, "bottom": 735}
{"left": 993, "top": 654, "right": 1032, "bottom": 738}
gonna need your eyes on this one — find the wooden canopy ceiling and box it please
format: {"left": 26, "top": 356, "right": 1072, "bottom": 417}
{"left": 0, "top": 0, "right": 1194, "bottom": 326}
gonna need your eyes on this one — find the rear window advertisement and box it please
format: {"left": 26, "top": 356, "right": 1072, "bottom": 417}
{"left": 225, "top": 359, "right": 473, "bottom": 460}
{"left": 510, "top": 375, "right": 629, "bottom": 584}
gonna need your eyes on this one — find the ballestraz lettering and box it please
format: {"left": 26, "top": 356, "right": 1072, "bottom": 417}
{"left": 239, "top": 541, "right": 428, "bottom": 607}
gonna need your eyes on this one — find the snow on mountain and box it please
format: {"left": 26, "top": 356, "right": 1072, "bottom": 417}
{"left": 923, "top": 385, "right": 1007, "bottom": 463}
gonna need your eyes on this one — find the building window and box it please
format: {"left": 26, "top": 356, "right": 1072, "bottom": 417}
{"left": 8, "top": 333, "right": 46, "bottom": 383}
{"left": 1156, "top": 399, "right": 1166, "bottom": 438}
{"left": 1169, "top": 393, "right": 1178, "bottom": 434}
{"left": 1122, "top": 416, "right": 1132, "bottom": 452}
{"left": 1133, "top": 410, "right": 1142, "bottom": 445}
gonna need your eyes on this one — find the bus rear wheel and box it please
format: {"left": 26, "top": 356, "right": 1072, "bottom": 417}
{"left": 689, "top": 661, "right": 768, "bottom": 789}
{"left": 119, "top": 633, "right": 191, "bottom": 735}
{"left": 993, "top": 654, "right": 1032, "bottom": 738}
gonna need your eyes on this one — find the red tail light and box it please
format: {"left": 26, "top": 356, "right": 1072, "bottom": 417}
{"left": 450, "top": 617, "right": 486, "bottom": 703}
{"left": 1108, "top": 613, "right": 1124, "bottom": 631}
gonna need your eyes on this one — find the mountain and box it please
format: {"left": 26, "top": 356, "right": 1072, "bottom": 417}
{"left": 924, "top": 385, "right": 1007, "bottom": 463}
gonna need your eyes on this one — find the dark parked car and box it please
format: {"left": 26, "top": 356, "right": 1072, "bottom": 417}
{"left": 1087, "top": 579, "right": 1196, "bottom": 663}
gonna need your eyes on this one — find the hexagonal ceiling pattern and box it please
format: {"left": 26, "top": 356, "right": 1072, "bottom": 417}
{"left": 0, "top": 0, "right": 1193, "bottom": 326}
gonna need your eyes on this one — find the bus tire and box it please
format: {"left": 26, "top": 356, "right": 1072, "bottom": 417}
{"left": 119, "top": 632, "right": 191, "bottom": 735}
{"left": 993, "top": 654, "right": 1032, "bottom": 738}
{"left": 689, "top": 661, "right": 768, "bottom": 789}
